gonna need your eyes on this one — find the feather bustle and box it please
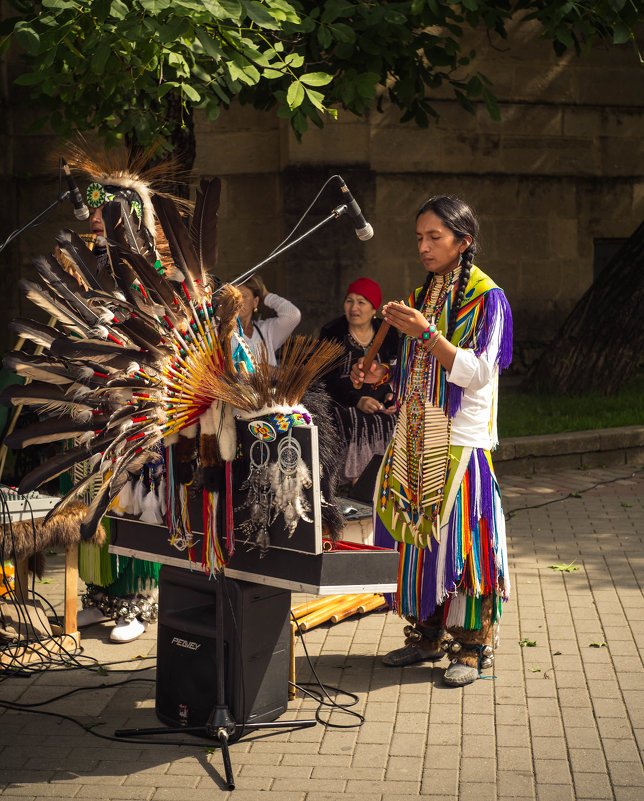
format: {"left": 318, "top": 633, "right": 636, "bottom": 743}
{"left": 55, "top": 230, "right": 103, "bottom": 291}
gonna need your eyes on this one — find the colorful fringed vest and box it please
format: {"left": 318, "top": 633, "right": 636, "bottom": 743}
{"left": 377, "top": 265, "right": 509, "bottom": 549}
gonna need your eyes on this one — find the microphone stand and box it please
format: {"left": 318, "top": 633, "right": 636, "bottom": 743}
{"left": 115, "top": 574, "right": 312, "bottom": 790}
{"left": 0, "top": 159, "right": 72, "bottom": 255}
{"left": 228, "top": 204, "right": 350, "bottom": 289}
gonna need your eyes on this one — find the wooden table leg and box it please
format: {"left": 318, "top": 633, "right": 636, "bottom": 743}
{"left": 289, "top": 620, "right": 296, "bottom": 700}
{"left": 64, "top": 544, "right": 79, "bottom": 636}
{"left": 14, "top": 558, "right": 29, "bottom": 604}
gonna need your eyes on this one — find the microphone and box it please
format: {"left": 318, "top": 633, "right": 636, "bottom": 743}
{"left": 337, "top": 176, "right": 374, "bottom": 241}
{"left": 61, "top": 159, "right": 89, "bottom": 221}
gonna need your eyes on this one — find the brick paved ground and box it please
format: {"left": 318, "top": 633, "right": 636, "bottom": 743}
{"left": 1, "top": 465, "right": 642, "bottom": 800}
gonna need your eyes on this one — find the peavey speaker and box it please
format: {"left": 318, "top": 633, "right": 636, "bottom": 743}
{"left": 155, "top": 566, "right": 290, "bottom": 734}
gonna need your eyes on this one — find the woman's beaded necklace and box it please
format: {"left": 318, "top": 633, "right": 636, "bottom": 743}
{"left": 348, "top": 327, "right": 375, "bottom": 352}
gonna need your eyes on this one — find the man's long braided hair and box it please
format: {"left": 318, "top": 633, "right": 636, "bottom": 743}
{"left": 414, "top": 196, "right": 479, "bottom": 342}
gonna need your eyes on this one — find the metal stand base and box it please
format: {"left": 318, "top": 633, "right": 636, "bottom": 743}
{"left": 115, "top": 573, "right": 316, "bottom": 790}
{"left": 115, "top": 710, "right": 317, "bottom": 790}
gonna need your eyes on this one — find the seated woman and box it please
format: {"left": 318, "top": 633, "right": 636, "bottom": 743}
{"left": 234, "top": 275, "right": 301, "bottom": 365}
{"left": 320, "top": 277, "right": 399, "bottom": 485}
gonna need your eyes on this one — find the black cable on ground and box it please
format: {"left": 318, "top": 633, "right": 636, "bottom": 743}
{"left": 1, "top": 676, "right": 154, "bottom": 707}
{"left": 289, "top": 610, "right": 365, "bottom": 728}
{"left": 0, "top": 698, "right": 210, "bottom": 747}
{"left": 505, "top": 469, "right": 639, "bottom": 521}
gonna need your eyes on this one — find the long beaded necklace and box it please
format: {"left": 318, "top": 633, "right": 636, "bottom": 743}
{"left": 379, "top": 265, "right": 470, "bottom": 544}
{"left": 422, "top": 266, "right": 461, "bottom": 327}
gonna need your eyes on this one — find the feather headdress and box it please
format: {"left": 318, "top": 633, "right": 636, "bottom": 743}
{"left": 61, "top": 135, "right": 192, "bottom": 233}
{"left": 4, "top": 155, "right": 345, "bottom": 563}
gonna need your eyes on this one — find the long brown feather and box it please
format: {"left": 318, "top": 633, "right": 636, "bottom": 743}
{"left": 3, "top": 353, "right": 74, "bottom": 386}
{"left": 55, "top": 230, "right": 103, "bottom": 291}
{"left": 112, "top": 316, "right": 168, "bottom": 356}
{"left": 33, "top": 255, "right": 102, "bottom": 327}
{"left": 99, "top": 420, "right": 161, "bottom": 467}
{"left": 4, "top": 414, "right": 112, "bottom": 449}
{"left": 43, "top": 467, "right": 103, "bottom": 524}
{"left": 19, "top": 279, "right": 88, "bottom": 331}
{"left": 151, "top": 194, "right": 201, "bottom": 296}
{"left": 106, "top": 248, "right": 141, "bottom": 307}
{"left": 80, "top": 470, "right": 129, "bottom": 540}
{"left": 79, "top": 289, "right": 166, "bottom": 331}
{"left": 190, "top": 177, "right": 221, "bottom": 278}
{"left": 119, "top": 248, "right": 182, "bottom": 314}
{"left": 8, "top": 318, "right": 61, "bottom": 349}
{"left": 116, "top": 196, "right": 152, "bottom": 258}
{"left": 17, "top": 433, "right": 115, "bottom": 493}
{"left": 0, "top": 382, "right": 96, "bottom": 407}
{"left": 49, "top": 337, "right": 161, "bottom": 369}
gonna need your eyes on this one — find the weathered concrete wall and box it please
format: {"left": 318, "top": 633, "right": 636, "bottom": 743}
{"left": 199, "top": 20, "right": 643, "bottom": 371}
{"left": 1, "top": 16, "right": 642, "bottom": 367}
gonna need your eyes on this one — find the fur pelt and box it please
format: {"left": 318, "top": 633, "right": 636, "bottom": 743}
{"left": 301, "top": 381, "right": 345, "bottom": 541}
{"left": 0, "top": 501, "right": 105, "bottom": 562}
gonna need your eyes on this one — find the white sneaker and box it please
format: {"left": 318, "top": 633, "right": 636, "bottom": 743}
{"left": 77, "top": 607, "right": 109, "bottom": 628}
{"left": 109, "top": 617, "right": 148, "bottom": 643}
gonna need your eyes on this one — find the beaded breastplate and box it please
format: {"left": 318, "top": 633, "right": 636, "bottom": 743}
{"left": 379, "top": 268, "right": 460, "bottom": 548}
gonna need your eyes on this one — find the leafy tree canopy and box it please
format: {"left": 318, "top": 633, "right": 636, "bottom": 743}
{"left": 1, "top": 0, "right": 641, "bottom": 148}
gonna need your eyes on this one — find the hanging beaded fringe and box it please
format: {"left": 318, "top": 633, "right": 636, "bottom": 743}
{"left": 166, "top": 446, "right": 195, "bottom": 559}
{"left": 202, "top": 490, "right": 227, "bottom": 576}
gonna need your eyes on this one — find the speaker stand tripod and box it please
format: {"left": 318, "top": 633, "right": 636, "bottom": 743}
{"left": 114, "top": 573, "right": 316, "bottom": 790}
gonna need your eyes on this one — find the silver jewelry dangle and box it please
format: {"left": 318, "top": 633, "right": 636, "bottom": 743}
{"left": 270, "top": 431, "right": 312, "bottom": 536}
{"left": 240, "top": 437, "right": 273, "bottom": 553}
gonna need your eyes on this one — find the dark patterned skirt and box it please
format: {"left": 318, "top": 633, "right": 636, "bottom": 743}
{"left": 331, "top": 403, "right": 396, "bottom": 483}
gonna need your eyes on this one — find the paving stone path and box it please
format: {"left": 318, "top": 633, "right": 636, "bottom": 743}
{"left": 1, "top": 465, "right": 642, "bottom": 800}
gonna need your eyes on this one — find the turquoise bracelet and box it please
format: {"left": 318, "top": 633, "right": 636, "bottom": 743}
{"left": 419, "top": 323, "right": 438, "bottom": 342}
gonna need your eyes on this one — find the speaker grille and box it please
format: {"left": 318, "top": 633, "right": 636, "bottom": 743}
{"left": 155, "top": 567, "right": 290, "bottom": 734}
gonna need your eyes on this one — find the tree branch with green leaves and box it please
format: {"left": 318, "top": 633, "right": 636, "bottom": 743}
{"left": 1, "top": 0, "right": 640, "bottom": 151}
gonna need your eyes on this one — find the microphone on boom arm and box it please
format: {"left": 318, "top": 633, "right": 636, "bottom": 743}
{"left": 61, "top": 158, "right": 90, "bottom": 221}
{"left": 336, "top": 176, "right": 374, "bottom": 241}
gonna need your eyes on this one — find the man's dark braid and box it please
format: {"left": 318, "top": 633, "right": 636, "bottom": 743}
{"left": 445, "top": 248, "right": 473, "bottom": 342}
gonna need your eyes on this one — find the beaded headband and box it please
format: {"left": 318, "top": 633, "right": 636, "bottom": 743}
{"left": 86, "top": 181, "right": 143, "bottom": 222}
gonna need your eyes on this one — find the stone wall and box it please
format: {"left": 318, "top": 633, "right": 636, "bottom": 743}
{"left": 495, "top": 425, "right": 644, "bottom": 476}
{"left": 1, "top": 16, "right": 642, "bottom": 366}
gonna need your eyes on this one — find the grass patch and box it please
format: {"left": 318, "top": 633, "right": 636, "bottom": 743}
{"left": 498, "top": 371, "right": 644, "bottom": 439}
